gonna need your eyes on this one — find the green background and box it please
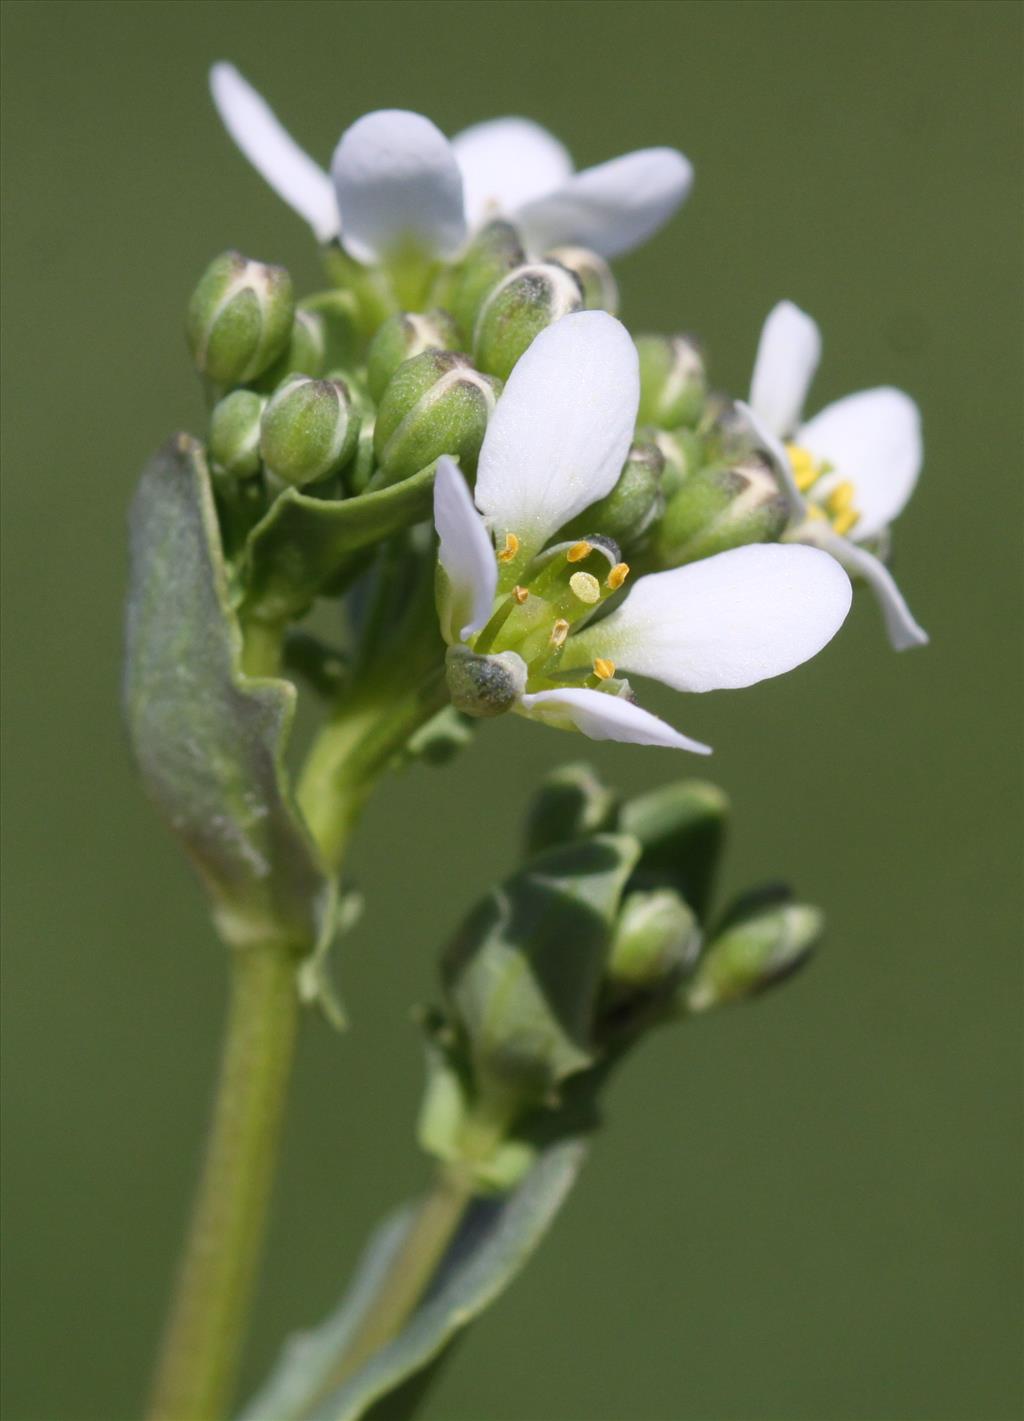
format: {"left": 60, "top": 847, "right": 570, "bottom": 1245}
{"left": 2, "top": 2, "right": 1021, "bottom": 1418}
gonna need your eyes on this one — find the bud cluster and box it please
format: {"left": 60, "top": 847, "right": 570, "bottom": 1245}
{"left": 417, "top": 764, "right": 824, "bottom": 1189}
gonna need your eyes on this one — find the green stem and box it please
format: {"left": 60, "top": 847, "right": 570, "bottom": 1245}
{"left": 146, "top": 947, "right": 300, "bottom": 1421}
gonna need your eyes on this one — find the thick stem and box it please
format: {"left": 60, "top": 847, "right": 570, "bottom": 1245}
{"left": 146, "top": 948, "right": 300, "bottom": 1421}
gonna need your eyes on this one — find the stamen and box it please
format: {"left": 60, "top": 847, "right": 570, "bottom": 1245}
{"left": 606, "top": 562, "right": 630, "bottom": 590}
{"left": 566, "top": 540, "right": 592, "bottom": 563}
{"left": 569, "top": 571, "right": 601, "bottom": 604}
{"left": 593, "top": 657, "right": 616, "bottom": 680}
{"left": 785, "top": 443, "right": 821, "bottom": 493}
{"left": 831, "top": 509, "right": 859, "bottom": 536}
{"left": 549, "top": 618, "right": 570, "bottom": 648}
{"left": 512, "top": 585, "right": 529, "bottom": 604}
{"left": 497, "top": 532, "right": 520, "bottom": 563}
{"left": 826, "top": 481, "right": 856, "bottom": 515}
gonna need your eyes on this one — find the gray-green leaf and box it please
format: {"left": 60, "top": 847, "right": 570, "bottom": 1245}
{"left": 124, "top": 434, "right": 333, "bottom": 955}
{"left": 240, "top": 463, "right": 437, "bottom": 624}
{"left": 240, "top": 1138, "right": 587, "bottom": 1421}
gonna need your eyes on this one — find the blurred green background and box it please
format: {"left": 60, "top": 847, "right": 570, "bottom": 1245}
{"left": 2, "top": 2, "right": 1021, "bottom": 1418}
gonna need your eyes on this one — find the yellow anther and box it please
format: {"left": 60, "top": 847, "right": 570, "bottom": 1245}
{"left": 831, "top": 508, "right": 860, "bottom": 537}
{"left": 593, "top": 657, "right": 616, "bottom": 680}
{"left": 550, "top": 618, "right": 570, "bottom": 648}
{"left": 512, "top": 585, "right": 529, "bottom": 604}
{"left": 569, "top": 571, "right": 601, "bottom": 604}
{"left": 804, "top": 503, "right": 826, "bottom": 521}
{"left": 606, "top": 561, "right": 630, "bottom": 590}
{"left": 566, "top": 540, "right": 593, "bottom": 563}
{"left": 785, "top": 443, "right": 822, "bottom": 492}
{"left": 497, "top": 532, "right": 520, "bottom": 563}
{"left": 825, "top": 480, "right": 856, "bottom": 515}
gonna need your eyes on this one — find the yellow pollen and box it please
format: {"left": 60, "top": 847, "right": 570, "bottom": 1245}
{"left": 497, "top": 532, "right": 520, "bottom": 563}
{"left": 804, "top": 503, "right": 826, "bottom": 521}
{"left": 569, "top": 571, "right": 601, "bottom": 604}
{"left": 825, "top": 480, "right": 856, "bottom": 515}
{"left": 566, "top": 540, "right": 593, "bottom": 563}
{"left": 606, "top": 562, "right": 630, "bottom": 590}
{"left": 593, "top": 657, "right": 616, "bottom": 680}
{"left": 550, "top": 618, "right": 570, "bottom": 648}
{"left": 831, "top": 508, "right": 860, "bottom": 536}
{"left": 785, "top": 443, "right": 822, "bottom": 492}
{"left": 512, "top": 585, "right": 529, "bottom": 604}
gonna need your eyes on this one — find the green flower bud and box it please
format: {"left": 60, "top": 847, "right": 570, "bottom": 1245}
{"left": 299, "top": 289, "right": 360, "bottom": 369}
{"left": 450, "top": 220, "right": 526, "bottom": 338}
{"left": 252, "top": 309, "right": 325, "bottom": 390}
{"left": 208, "top": 389, "right": 266, "bottom": 478}
{"left": 643, "top": 425, "right": 705, "bottom": 497}
{"left": 654, "top": 455, "right": 789, "bottom": 567}
{"left": 546, "top": 245, "right": 619, "bottom": 314}
{"left": 445, "top": 646, "right": 525, "bottom": 719}
{"left": 620, "top": 779, "right": 729, "bottom": 919}
{"left": 564, "top": 440, "right": 665, "bottom": 550}
{"left": 186, "top": 250, "right": 294, "bottom": 386}
{"left": 259, "top": 375, "right": 360, "bottom": 487}
{"left": 686, "top": 902, "right": 824, "bottom": 1011}
{"left": 406, "top": 705, "right": 475, "bottom": 766}
{"left": 366, "top": 309, "right": 460, "bottom": 403}
{"left": 374, "top": 350, "right": 500, "bottom": 484}
{"left": 635, "top": 334, "right": 706, "bottom": 429}
{"left": 524, "top": 762, "right": 619, "bottom": 856}
{"left": 606, "top": 889, "right": 700, "bottom": 994}
{"left": 474, "top": 263, "right": 583, "bottom": 382}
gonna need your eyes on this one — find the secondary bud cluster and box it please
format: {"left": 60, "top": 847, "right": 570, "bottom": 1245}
{"left": 418, "top": 765, "right": 824, "bottom": 1189}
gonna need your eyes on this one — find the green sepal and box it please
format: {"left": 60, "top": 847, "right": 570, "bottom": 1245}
{"left": 239, "top": 463, "right": 436, "bottom": 624}
{"left": 239, "top": 1139, "right": 587, "bottom": 1421}
{"left": 124, "top": 435, "right": 334, "bottom": 958}
{"left": 442, "top": 834, "right": 641, "bottom": 1105}
{"left": 523, "top": 761, "right": 619, "bottom": 856}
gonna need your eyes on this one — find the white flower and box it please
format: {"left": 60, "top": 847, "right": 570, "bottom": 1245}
{"left": 434, "top": 311, "right": 853, "bottom": 752}
{"left": 739, "top": 300, "right": 928, "bottom": 651}
{"left": 209, "top": 63, "right": 692, "bottom": 264}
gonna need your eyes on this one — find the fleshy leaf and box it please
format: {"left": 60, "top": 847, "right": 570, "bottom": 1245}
{"left": 240, "top": 463, "right": 437, "bottom": 623}
{"left": 240, "top": 1139, "right": 587, "bottom": 1421}
{"left": 124, "top": 434, "right": 333, "bottom": 955}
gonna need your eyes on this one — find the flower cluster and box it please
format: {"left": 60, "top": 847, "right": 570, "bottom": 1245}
{"left": 198, "top": 62, "right": 926, "bottom": 759}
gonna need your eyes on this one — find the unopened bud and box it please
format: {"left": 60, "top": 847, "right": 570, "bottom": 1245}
{"left": 546, "top": 245, "right": 619, "bottom": 314}
{"left": 565, "top": 440, "right": 664, "bottom": 550}
{"left": 620, "top": 779, "right": 729, "bottom": 919}
{"left": 445, "top": 646, "right": 526, "bottom": 719}
{"left": 643, "top": 425, "right": 704, "bottom": 497}
{"left": 607, "top": 889, "right": 700, "bottom": 994}
{"left": 450, "top": 220, "right": 526, "bottom": 338}
{"left": 635, "top": 334, "right": 706, "bottom": 429}
{"left": 367, "top": 309, "right": 460, "bottom": 402}
{"left": 524, "top": 762, "right": 618, "bottom": 856}
{"left": 253, "top": 309, "right": 326, "bottom": 390}
{"left": 208, "top": 389, "right": 266, "bottom": 478}
{"left": 474, "top": 263, "right": 583, "bottom": 381}
{"left": 654, "top": 456, "right": 788, "bottom": 566}
{"left": 300, "top": 289, "right": 360, "bottom": 369}
{"left": 686, "top": 903, "right": 824, "bottom": 1011}
{"left": 186, "top": 250, "right": 294, "bottom": 386}
{"left": 259, "top": 375, "right": 360, "bottom": 487}
{"left": 374, "top": 350, "right": 500, "bottom": 484}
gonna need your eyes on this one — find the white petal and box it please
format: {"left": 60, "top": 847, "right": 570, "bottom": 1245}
{"left": 452, "top": 118, "right": 573, "bottom": 230}
{"left": 748, "top": 301, "right": 821, "bottom": 438}
{"left": 798, "top": 387, "right": 922, "bottom": 540}
{"left": 568, "top": 544, "right": 852, "bottom": 692}
{"left": 209, "top": 64, "right": 338, "bottom": 242}
{"left": 474, "top": 311, "right": 639, "bottom": 552}
{"left": 514, "top": 149, "right": 693, "bottom": 259}
{"left": 433, "top": 457, "right": 497, "bottom": 643}
{"left": 734, "top": 400, "right": 806, "bottom": 521}
{"left": 518, "top": 688, "right": 711, "bottom": 753}
{"left": 814, "top": 529, "right": 928, "bottom": 651}
{"left": 331, "top": 110, "right": 467, "bottom": 264}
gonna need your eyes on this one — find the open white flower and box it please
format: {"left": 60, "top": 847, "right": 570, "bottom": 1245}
{"left": 739, "top": 300, "right": 927, "bottom": 650}
{"left": 209, "top": 64, "right": 692, "bottom": 264}
{"left": 434, "top": 311, "right": 853, "bottom": 752}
